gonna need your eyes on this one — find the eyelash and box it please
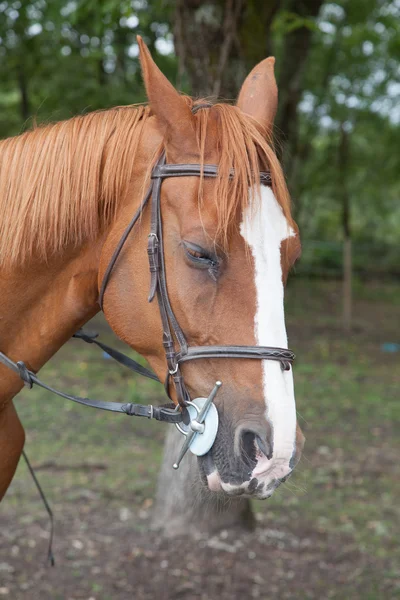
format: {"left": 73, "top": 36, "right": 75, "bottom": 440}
{"left": 183, "top": 242, "right": 220, "bottom": 278}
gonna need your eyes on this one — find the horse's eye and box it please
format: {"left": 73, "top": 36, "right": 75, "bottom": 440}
{"left": 186, "top": 246, "right": 206, "bottom": 260}
{"left": 183, "top": 241, "right": 220, "bottom": 274}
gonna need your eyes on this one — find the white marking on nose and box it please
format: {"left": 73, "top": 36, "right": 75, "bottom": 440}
{"left": 240, "top": 185, "right": 296, "bottom": 472}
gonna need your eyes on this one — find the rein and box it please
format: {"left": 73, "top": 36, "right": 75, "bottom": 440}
{"left": 0, "top": 330, "right": 181, "bottom": 424}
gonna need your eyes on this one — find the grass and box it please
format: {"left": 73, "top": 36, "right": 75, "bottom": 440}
{"left": 273, "top": 279, "right": 399, "bottom": 570}
{"left": 2, "top": 277, "right": 400, "bottom": 598}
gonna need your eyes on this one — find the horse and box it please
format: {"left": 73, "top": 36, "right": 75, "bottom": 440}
{"left": 0, "top": 36, "right": 304, "bottom": 502}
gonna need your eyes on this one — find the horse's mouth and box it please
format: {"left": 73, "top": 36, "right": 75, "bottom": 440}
{"left": 197, "top": 450, "right": 283, "bottom": 499}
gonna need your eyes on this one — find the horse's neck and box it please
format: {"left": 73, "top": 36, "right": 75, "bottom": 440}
{"left": 0, "top": 242, "right": 102, "bottom": 402}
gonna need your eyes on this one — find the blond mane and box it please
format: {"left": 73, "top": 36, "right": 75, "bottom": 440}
{"left": 0, "top": 100, "right": 292, "bottom": 267}
{"left": 191, "top": 100, "right": 293, "bottom": 248}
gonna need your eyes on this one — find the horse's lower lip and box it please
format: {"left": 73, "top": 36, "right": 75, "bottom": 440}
{"left": 198, "top": 452, "right": 223, "bottom": 492}
{"left": 200, "top": 450, "right": 216, "bottom": 476}
{"left": 207, "top": 471, "right": 222, "bottom": 492}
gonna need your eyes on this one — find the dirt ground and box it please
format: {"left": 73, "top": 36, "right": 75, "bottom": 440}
{"left": 1, "top": 501, "right": 396, "bottom": 600}
{"left": 1, "top": 279, "right": 399, "bottom": 599}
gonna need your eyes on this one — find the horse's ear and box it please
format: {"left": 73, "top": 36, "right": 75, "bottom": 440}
{"left": 137, "top": 36, "right": 197, "bottom": 153}
{"left": 236, "top": 57, "right": 278, "bottom": 134}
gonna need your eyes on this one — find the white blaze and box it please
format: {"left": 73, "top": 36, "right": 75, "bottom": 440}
{"left": 240, "top": 185, "right": 296, "bottom": 471}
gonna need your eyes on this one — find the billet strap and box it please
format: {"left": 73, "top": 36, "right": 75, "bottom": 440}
{"left": 0, "top": 350, "right": 182, "bottom": 424}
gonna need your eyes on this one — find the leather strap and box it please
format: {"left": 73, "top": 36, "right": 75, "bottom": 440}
{"left": 176, "top": 346, "right": 295, "bottom": 371}
{"left": 0, "top": 350, "right": 182, "bottom": 423}
{"left": 98, "top": 184, "right": 152, "bottom": 310}
{"left": 151, "top": 163, "right": 272, "bottom": 187}
{"left": 73, "top": 329, "right": 159, "bottom": 382}
{"left": 149, "top": 153, "right": 190, "bottom": 411}
{"left": 177, "top": 345, "right": 295, "bottom": 363}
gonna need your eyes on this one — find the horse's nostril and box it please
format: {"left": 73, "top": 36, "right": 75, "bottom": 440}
{"left": 239, "top": 427, "right": 274, "bottom": 469}
{"left": 240, "top": 431, "right": 257, "bottom": 469}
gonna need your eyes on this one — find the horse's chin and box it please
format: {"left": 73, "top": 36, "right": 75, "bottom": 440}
{"left": 197, "top": 448, "right": 295, "bottom": 500}
{"left": 197, "top": 452, "right": 252, "bottom": 497}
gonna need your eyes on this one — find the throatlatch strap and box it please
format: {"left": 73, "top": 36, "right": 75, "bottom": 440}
{"left": 98, "top": 184, "right": 153, "bottom": 310}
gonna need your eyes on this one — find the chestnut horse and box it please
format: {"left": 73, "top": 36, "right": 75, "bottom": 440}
{"left": 0, "top": 38, "right": 304, "bottom": 502}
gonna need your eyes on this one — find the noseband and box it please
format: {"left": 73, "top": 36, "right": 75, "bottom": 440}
{"left": 98, "top": 151, "right": 295, "bottom": 420}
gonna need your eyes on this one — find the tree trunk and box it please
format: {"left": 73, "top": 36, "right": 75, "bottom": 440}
{"left": 153, "top": 426, "right": 255, "bottom": 537}
{"left": 342, "top": 238, "right": 352, "bottom": 332}
{"left": 17, "top": 65, "right": 30, "bottom": 122}
{"left": 173, "top": 0, "right": 284, "bottom": 99}
{"left": 275, "top": 0, "right": 325, "bottom": 195}
{"left": 338, "top": 122, "right": 352, "bottom": 332}
{"left": 174, "top": 0, "right": 246, "bottom": 98}
{"left": 174, "top": 0, "right": 324, "bottom": 211}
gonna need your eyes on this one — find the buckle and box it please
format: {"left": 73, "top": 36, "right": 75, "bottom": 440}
{"left": 148, "top": 232, "right": 158, "bottom": 243}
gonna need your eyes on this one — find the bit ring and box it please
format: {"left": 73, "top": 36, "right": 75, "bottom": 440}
{"left": 175, "top": 401, "right": 200, "bottom": 436}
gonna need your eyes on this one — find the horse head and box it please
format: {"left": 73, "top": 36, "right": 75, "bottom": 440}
{"left": 99, "top": 38, "right": 304, "bottom": 499}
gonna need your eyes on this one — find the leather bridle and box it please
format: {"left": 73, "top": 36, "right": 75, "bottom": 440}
{"left": 98, "top": 150, "right": 295, "bottom": 420}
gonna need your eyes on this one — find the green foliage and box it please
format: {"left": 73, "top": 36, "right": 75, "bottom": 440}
{"left": 0, "top": 0, "right": 176, "bottom": 134}
{"left": 295, "top": 0, "right": 400, "bottom": 264}
{"left": 272, "top": 10, "right": 318, "bottom": 35}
